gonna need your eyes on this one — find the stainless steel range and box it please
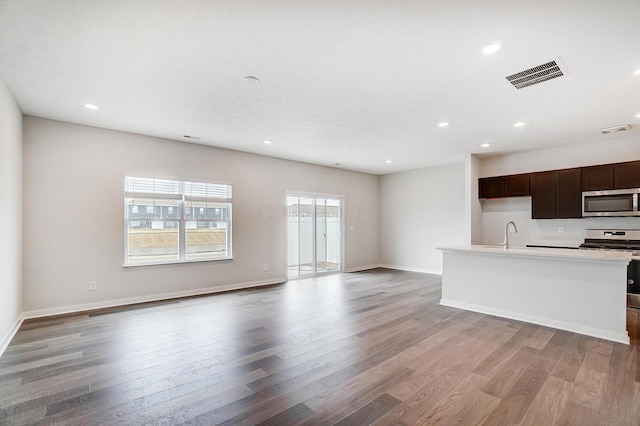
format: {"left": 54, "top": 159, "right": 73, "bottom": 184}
{"left": 579, "top": 229, "right": 640, "bottom": 308}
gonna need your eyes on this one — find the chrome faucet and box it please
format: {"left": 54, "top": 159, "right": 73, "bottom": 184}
{"left": 503, "top": 221, "right": 518, "bottom": 249}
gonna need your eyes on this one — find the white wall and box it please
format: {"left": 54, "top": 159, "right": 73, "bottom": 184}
{"left": 23, "top": 117, "right": 379, "bottom": 314}
{"left": 465, "top": 154, "right": 483, "bottom": 245}
{"left": 379, "top": 163, "right": 466, "bottom": 274}
{"left": 482, "top": 135, "right": 640, "bottom": 176}
{"left": 0, "top": 76, "right": 23, "bottom": 351}
{"left": 18, "top": 112, "right": 638, "bottom": 318}
{"left": 481, "top": 197, "right": 640, "bottom": 247}
{"left": 480, "top": 136, "right": 640, "bottom": 246}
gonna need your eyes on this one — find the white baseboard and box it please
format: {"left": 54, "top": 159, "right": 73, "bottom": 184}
{"left": 22, "top": 277, "right": 287, "bottom": 320}
{"left": 0, "top": 313, "right": 25, "bottom": 357}
{"left": 344, "top": 264, "right": 443, "bottom": 275}
{"left": 377, "top": 264, "right": 442, "bottom": 276}
{"left": 440, "top": 298, "right": 630, "bottom": 345}
{"left": 344, "top": 264, "right": 382, "bottom": 273}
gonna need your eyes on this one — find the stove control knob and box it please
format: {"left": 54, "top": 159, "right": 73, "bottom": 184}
{"left": 629, "top": 279, "right": 635, "bottom": 285}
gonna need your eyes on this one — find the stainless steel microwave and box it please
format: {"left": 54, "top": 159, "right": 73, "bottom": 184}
{"left": 582, "top": 188, "right": 640, "bottom": 217}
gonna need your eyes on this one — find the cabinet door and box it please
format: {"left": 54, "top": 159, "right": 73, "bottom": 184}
{"left": 614, "top": 161, "right": 640, "bottom": 189}
{"left": 531, "top": 171, "right": 556, "bottom": 219}
{"left": 582, "top": 164, "right": 613, "bottom": 191}
{"left": 505, "top": 174, "right": 530, "bottom": 196}
{"left": 555, "top": 168, "right": 582, "bottom": 218}
{"left": 478, "top": 177, "right": 505, "bottom": 198}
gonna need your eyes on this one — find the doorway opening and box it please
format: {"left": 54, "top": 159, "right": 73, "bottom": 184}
{"left": 287, "top": 194, "right": 343, "bottom": 278}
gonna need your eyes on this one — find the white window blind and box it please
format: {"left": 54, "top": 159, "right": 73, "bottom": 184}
{"left": 125, "top": 177, "right": 231, "bottom": 201}
{"left": 184, "top": 181, "right": 232, "bottom": 201}
{"left": 125, "top": 177, "right": 180, "bottom": 194}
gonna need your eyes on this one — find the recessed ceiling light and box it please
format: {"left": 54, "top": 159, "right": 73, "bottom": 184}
{"left": 438, "top": 121, "right": 449, "bottom": 127}
{"left": 385, "top": 159, "right": 393, "bottom": 164}
{"left": 481, "top": 143, "right": 491, "bottom": 148}
{"left": 84, "top": 103, "right": 99, "bottom": 110}
{"left": 634, "top": 69, "right": 640, "bottom": 76}
{"left": 263, "top": 140, "right": 272, "bottom": 144}
{"left": 244, "top": 76, "right": 260, "bottom": 83}
{"left": 513, "top": 121, "right": 526, "bottom": 127}
{"left": 636, "top": 113, "right": 640, "bottom": 118}
{"left": 482, "top": 43, "right": 501, "bottom": 54}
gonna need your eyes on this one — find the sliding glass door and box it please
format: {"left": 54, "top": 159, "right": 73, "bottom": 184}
{"left": 287, "top": 194, "right": 342, "bottom": 278}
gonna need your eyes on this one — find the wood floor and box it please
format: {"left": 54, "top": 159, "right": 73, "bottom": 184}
{"left": 1, "top": 268, "right": 639, "bottom": 425}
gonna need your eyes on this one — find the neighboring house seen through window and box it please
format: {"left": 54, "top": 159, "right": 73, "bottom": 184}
{"left": 124, "top": 176, "right": 232, "bottom": 265}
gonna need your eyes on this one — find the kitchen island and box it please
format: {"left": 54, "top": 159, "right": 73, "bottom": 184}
{"left": 438, "top": 245, "right": 631, "bottom": 344}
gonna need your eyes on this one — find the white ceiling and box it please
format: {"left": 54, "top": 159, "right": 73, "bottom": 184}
{"left": 1, "top": 0, "right": 639, "bottom": 175}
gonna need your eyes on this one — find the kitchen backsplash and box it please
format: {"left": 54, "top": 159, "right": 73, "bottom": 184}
{"left": 481, "top": 197, "right": 640, "bottom": 247}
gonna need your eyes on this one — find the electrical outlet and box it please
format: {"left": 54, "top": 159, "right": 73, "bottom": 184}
{"left": 88, "top": 281, "right": 97, "bottom": 291}
{"left": 361, "top": 254, "right": 365, "bottom": 260}
{"left": 558, "top": 226, "right": 565, "bottom": 234}
{"left": 262, "top": 264, "right": 268, "bottom": 272}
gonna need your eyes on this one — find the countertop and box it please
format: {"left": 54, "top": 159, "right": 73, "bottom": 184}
{"left": 437, "top": 244, "right": 633, "bottom": 264}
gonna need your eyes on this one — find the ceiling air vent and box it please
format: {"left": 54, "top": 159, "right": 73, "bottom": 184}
{"left": 506, "top": 58, "right": 566, "bottom": 89}
{"left": 599, "top": 124, "right": 631, "bottom": 134}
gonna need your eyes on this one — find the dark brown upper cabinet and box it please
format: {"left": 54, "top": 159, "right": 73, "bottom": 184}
{"left": 582, "top": 164, "right": 614, "bottom": 191}
{"left": 479, "top": 174, "right": 530, "bottom": 199}
{"left": 555, "top": 168, "right": 582, "bottom": 218}
{"left": 505, "top": 174, "right": 530, "bottom": 196}
{"left": 478, "top": 176, "right": 504, "bottom": 198}
{"left": 481, "top": 159, "right": 639, "bottom": 218}
{"left": 531, "top": 168, "right": 582, "bottom": 219}
{"left": 614, "top": 160, "right": 640, "bottom": 189}
{"left": 531, "top": 171, "right": 556, "bottom": 219}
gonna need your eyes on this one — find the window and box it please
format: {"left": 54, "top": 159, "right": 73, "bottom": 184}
{"left": 124, "top": 176, "right": 232, "bottom": 265}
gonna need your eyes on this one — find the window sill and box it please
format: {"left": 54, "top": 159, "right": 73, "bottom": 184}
{"left": 123, "top": 257, "right": 233, "bottom": 268}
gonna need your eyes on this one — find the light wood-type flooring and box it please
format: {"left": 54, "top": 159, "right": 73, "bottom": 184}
{"left": 1, "top": 269, "right": 639, "bottom": 425}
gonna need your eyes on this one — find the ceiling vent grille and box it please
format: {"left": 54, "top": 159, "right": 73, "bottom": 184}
{"left": 506, "top": 59, "right": 565, "bottom": 89}
{"left": 599, "top": 124, "right": 631, "bottom": 134}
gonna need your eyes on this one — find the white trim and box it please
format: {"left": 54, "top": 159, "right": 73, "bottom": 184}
{"left": 0, "top": 313, "right": 25, "bottom": 357}
{"left": 125, "top": 192, "right": 182, "bottom": 200}
{"left": 184, "top": 196, "right": 232, "bottom": 203}
{"left": 287, "top": 270, "right": 343, "bottom": 280}
{"left": 22, "top": 278, "right": 286, "bottom": 320}
{"left": 343, "top": 264, "right": 443, "bottom": 274}
{"left": 377, "top": 264, "right": 443, "bottom": 275}
{"left": 344, "top": 264, "right": 382, "bottom": 273}
{"left": 285, "top": 189, "right": 345, "bottom": 199}
{"left": 123, "top": 256, "right": 233, "bottom": 268}
{"left": 124, "top": 176, "right": 233, "bottom": 266}
{"left": 440, "top": 298, "right": 630, "bottom": 345}
{"left": 285, "top": 191, "right": 345, "bottom": 279}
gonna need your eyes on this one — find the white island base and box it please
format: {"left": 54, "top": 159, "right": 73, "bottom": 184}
{"left": 438, "top": 246, "right": 631, "bottom": 344}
